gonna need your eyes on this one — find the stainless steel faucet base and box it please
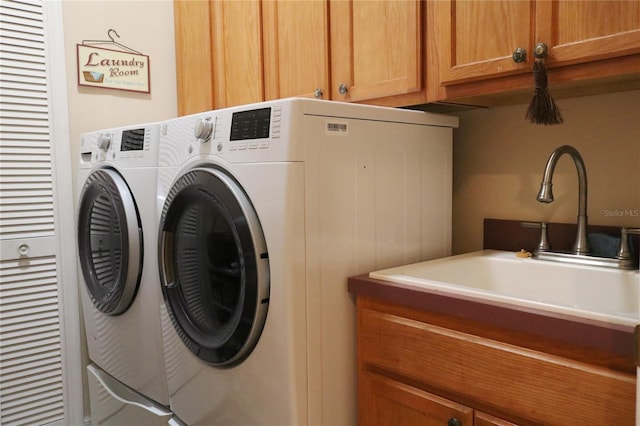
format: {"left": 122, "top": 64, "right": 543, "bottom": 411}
{"left": 534, "top": 250, "right": 639, "bottom": 270}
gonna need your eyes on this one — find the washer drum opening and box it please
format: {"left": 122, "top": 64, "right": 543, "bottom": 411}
{"left": 158, "top": 167, "right": 269, "bottom": 367}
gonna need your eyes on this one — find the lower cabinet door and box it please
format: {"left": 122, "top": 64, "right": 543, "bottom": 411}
{"left": 359, "top": 370, "right": 473, "bottom": 426}
{"left": 87, "top": 364, "right": 172, "bottom": 426}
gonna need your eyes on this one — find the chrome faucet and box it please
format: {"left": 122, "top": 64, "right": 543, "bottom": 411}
{"left": 536, "top": 145, "right": 590, "bottom": 255}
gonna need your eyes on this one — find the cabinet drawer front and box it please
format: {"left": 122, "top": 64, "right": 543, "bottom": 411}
{"left": 359, "top": 370, "right": 473, "bottom": 426}
{"left": 359, "top": 306, "right": 635, "bottom": 425}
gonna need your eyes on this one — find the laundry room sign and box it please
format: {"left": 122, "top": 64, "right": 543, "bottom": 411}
{"left": 77, "top": 30, "right": 150, "bottom": 93}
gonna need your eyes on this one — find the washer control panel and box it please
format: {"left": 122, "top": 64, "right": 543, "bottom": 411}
{"left": 80, "top": 124, "right": 160, "bottom": 168}
{"left": 225, "top": 106, "right": 281, "bottom": 152}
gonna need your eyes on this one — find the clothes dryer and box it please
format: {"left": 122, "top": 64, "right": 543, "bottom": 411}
{"left": 156, "top": 98, "right": 458, "bottom": 425}
{"left": 76, "top": 123, "right": 170, "bottom": 420}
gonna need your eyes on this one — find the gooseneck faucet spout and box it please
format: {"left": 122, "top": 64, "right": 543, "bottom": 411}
{"left": 536, "top": 145, "right": 589, "bottom": 255}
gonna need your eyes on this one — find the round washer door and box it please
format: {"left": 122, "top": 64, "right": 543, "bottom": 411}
{"left": 158, "top": 167, "right": 269, "bottom": 367}
{"left": 77, "top": 168, "right": 143, "bottom": 315}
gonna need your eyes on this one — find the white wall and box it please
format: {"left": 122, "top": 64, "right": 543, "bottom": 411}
{"left": 62, "top": 0, "right": 178, "bottom": 192}
{"left": 452, "top": 90, "right": 640, "bottom": 254}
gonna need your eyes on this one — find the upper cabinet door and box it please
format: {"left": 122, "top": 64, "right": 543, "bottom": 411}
{"left": 434, "top": 0, "right": 640, "bottom": 87}
{"left": 262, "top": 1, "right": 330, "bottom": 100}
{"left": 536, "top": 0, "right": 640, "bottom": 66}
{"left": 330, "top": 0, "right": 423, "bottom": 102}
{"left": 436, "top": 0, "right": 536, "bottom": 85}
{"left": 211, "top": 0, "right": 264, "bottom": 108}
{"left": 174, "top": 0, "right": 214, "bottom": 115}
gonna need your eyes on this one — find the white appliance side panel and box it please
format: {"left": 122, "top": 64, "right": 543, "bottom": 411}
{"left": 303, "top": 115, "right": 453, "bottom": 426}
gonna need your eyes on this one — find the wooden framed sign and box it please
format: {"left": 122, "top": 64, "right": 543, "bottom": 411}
{"left": 77, "top": 44, "right": 150, "bottom": 93}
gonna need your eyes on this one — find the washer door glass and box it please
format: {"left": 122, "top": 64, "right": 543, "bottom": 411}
{"left": 159, "top": 167, "right": 269, "bottom": 367}
{"left": 77, "top": 168, "right": 142, "bottom": 315}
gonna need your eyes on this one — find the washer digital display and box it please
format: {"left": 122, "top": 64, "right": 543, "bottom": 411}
{"left": 121, "top": 128, "right": 145, "bottom": 151}
{"left": 230, "top": 108, "right": 271, "bottom": 141}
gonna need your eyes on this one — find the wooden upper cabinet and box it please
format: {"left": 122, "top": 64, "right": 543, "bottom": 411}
{"left": 175, "top": 0, "right": 638, "bottom": 113}
{"left": 174, "top": 0, "right": 214, "bottom": 116}
{"left": 429, "top": 0, "right": 640, "bottom": 103}
{"left": 538, "top": 0, "right": 640, "bottom": 66}
{"left": 436, "top": 0, "right": 536, "bottom": 85}
{"left": 263, "top": 0, "right": 425, "bottom": 105}
{"left": 262, "top": 1, "right": 330, "bottom": 100}
{"left": 173, "top": 0, "right": 265, "bottom": 114}
{"left": 330, "top": 0, "right": 424, "bottom": 104}
{"left": 174, "top": 0, "right": 428, "bottom": 113}
{"left": 211, "top": 0, "right": 264, "bottom": 109}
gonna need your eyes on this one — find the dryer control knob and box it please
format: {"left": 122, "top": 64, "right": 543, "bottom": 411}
{"left": 194, "top": 117, "right": 213, "bottom": 143}
{"left": 97, "top": 134, "right": 111, "bottom": 152}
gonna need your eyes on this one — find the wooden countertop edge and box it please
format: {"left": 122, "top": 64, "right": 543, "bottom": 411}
{"left": 348, "top": 274, "right": 635, "bottom": 362}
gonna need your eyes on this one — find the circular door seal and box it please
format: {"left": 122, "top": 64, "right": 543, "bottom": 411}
{"left": 158, "top": 167, "right": 269, "bottom": 367}
{"left": 77, "top": 168, "right": 142, "bottom": 315}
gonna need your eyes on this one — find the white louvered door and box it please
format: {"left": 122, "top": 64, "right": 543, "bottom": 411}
{"left": 0, "top": 1, "right": 82, "bottom": 425}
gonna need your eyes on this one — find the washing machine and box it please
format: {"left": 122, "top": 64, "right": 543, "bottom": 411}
{"left": 156, "top": 98, "right": 458, "bottom": 425}
{"left": 76, "top": 123, "right": 170, "bottom": 423}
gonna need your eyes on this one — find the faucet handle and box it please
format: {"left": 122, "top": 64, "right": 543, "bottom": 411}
{"left": 617, "top": 227, "right": 640, "bottom": 260}
{"left": 521, "top": 221, "right": 551, "bottom": 251}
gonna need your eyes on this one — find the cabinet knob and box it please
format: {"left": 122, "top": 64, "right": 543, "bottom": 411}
{"left": 533, "top": 42, "right": 548, "bottom": 59}
{"left": 194, "top": 117, "right": 213, "bottom": 143}
{"left": 512, "top": 47, "right": 527, "bottom": 63}
{"left": 18, "top": 243, "right": 30, "bottom": 257}
{"left": 314, "top": 88, "right": 323, "bottom": 98}
{"left": 447, "top": 418, "right": 462, "bottom": 426}
{"left": 339, "top": 83, "right": 349, "bottom": 95}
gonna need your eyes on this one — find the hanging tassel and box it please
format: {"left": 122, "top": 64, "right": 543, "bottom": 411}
{"left": 525, "top": 45, "right": 563, "bottom": 125}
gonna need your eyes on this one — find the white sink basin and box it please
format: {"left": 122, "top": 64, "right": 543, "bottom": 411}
{"left": 369, "top": 250, "right": 639, "bottom": 326}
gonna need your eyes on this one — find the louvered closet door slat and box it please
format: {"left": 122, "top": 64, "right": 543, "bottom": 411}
{"left": 1, "top": 147, "right": 50, "bottom": 157}
{"left": 0, "top": 71, "right": 46, "bottom": 88}
{"left": 0, "top": 0, "right": 44, "bottom": 20}
{"left": 0, "top": 85, "right": 47, "bottom": 105}
{"left": 0, "top": 48, "right": 46, "bottom": 65}
{"left": 0, "top": 36, "right": 44, "bottom": 53}
{"left": 0, "top": 168, "right": 52, "bottom": 178}
{"left": 5, "top": 353, "right": 60, "bottom": 380}
{"left": 0, "top": 84, "right": 48, "bottom": 97}
{"left": 1, "top": 197, "right": 53, "bottom": 208}
{"left": 1, "top": 181, "right": 54, "bottom": 190}
{"left": 0, "top": 206, "right": 54, "bottom": 221}
{"left": 0, "top": 108, "right": 48, "bottom": 121}
{"left": 0, "top": 21, "right": 44, "bottom": 38}
{"left": 2, "top": 406, "right": 64, "bottom": 426}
